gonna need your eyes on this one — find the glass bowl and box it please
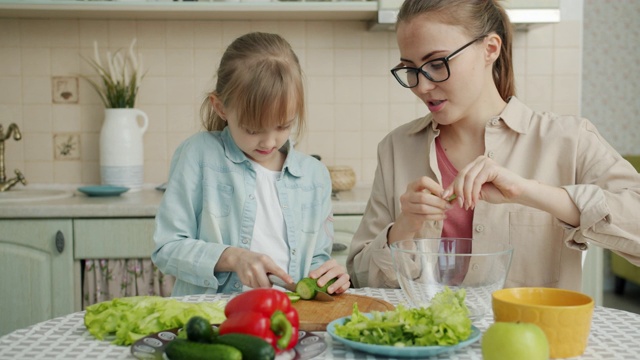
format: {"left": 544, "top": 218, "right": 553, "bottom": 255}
{"left": 390, "top": 238, "right": 513, "bottom": 319}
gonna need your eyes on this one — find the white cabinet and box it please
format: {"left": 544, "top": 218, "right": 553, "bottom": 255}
{"left": 0, "top": 219, "right": 75, "bottom": 336}
{"left": 0, "top": 1, "right": 378, "bottom": 21}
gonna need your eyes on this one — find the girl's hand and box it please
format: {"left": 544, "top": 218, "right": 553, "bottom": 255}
{"left": 394, "top": 176, "right": 452, "bottom": 235}
{"left": 308, "top": 259, "right": 350, "bottom": 294}
{"left": 443, "top": 155, "right": 529, "bottom": 210}
{"left": 218, "top": 247, "right": 292, "bottom": 289}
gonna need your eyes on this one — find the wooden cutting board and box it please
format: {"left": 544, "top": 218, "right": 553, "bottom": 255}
{"left": 292, "top": 293, "right": 394, "bottom": 331}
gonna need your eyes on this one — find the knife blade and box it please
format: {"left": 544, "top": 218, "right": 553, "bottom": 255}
{"left": 268, "top": 275, "right": 335, "bottom": 302}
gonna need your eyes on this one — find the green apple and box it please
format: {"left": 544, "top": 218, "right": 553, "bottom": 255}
{"left": 481, "top": 321, "right": 549, "bottom": 360}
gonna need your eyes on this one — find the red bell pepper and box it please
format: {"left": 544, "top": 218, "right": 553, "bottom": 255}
{"left": 218, "top": 288, "right": 299, "bottom": 353}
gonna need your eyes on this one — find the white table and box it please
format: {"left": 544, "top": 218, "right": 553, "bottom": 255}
{"left": 1, "top": 288, "right": 639, "bottom": 359}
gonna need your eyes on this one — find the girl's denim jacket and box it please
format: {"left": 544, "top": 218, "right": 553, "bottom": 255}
{"left": 152, "top": 128, "right": 334, "bottom": 296}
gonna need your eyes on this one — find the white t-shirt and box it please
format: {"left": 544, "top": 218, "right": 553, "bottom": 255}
{"left": 248, "top": 160, "right": 290, "bottom": 273}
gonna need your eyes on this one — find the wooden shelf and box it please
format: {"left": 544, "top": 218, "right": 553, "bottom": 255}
{"left": 0, "top": 1, "right": 379, "bottom": 21}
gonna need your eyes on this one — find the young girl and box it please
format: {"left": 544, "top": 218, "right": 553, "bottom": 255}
{"left": 153, "top": 32, "right": 350, "bottom": 296}
{"left": 348, "top": 0, "right": 640, "bottom": 289}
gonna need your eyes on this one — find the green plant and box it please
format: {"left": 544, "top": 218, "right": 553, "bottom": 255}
{"left": 82, "top": 39, "right": 144, "bottom": 108}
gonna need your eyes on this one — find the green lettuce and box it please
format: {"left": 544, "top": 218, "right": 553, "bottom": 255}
{"left": 334, "top": 288, "right": 472, "bottom": 347}
{"left": 84, "top": 296, "right": 226, "bottom": 346}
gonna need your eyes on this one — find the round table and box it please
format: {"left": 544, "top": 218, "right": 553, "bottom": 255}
{"left": 0, "top": 288, "right": 638, "bottom": 359}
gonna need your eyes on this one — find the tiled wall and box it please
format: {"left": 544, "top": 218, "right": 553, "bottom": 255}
{"left": 0, "top": 9, "right": 582, "bottom": 187}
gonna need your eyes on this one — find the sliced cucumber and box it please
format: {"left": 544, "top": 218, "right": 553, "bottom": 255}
{"left": 285, "top": 292, "right": 301, "bottom": 303}
{"left": 295, "top": 278, "right": 318, "bottom": 300}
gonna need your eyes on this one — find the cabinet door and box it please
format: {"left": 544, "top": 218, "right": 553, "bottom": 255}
{"left": 0, "top": 219, "right": 74, "bottom": 336}
{"left": 332, "top": 215, "right": 363, "bottom": 268}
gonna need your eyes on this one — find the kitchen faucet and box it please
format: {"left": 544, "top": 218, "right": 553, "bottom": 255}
{"left": 0, "top": 123, "right": 27, "bottom": 192}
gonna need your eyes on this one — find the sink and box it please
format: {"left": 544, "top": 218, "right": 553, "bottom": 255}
{"left": 0, "top": 189, "right": 74, "bottom": 203}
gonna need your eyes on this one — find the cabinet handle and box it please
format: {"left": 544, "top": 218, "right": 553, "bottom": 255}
{"left": 55, "top": 231, "right": 65, "bottom": 253}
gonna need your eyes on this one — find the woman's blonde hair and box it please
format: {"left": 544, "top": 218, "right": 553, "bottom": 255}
{"left": 397, "top": 0, "right": 515, "bottom": 101}
{"left": 201, "top": 32, "right": 306, "bottom": 141}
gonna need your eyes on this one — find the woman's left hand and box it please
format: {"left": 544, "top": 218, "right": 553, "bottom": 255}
{"left": 308, "top": 259, "right": 350, "bottom": 294}
{"left": 443, "top": 155, "right": 530, "bottom": 210}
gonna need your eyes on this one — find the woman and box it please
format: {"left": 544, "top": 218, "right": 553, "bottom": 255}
{"left": 347, "top": 0, "right": 640, "bottom": 290}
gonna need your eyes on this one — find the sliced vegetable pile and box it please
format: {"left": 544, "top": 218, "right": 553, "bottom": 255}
{"left": 84, "top": 296, "right": 226, "bottom": 346}
{"left": 333, "top": 287, "right": 472, "bottom": 347}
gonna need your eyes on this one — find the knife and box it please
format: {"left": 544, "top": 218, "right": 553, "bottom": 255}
{"left": 268, "top": 274, "right": 335, "bottom": 302}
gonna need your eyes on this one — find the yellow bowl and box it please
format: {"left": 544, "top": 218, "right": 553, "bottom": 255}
{"left": 492, "top": 287, "right": 594, "bottom": 359}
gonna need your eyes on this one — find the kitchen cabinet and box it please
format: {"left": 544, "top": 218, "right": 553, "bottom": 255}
{"left": 0, "top": 219, "right": 75, "bottom": 337}
{"left": 0, "top": 0, "right": 378, "bottom": 21}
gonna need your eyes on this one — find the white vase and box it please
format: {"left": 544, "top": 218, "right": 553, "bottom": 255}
{"left": 99, "top": 108, "right": 149, "bottom": 191}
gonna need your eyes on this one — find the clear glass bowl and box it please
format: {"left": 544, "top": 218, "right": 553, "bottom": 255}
{"left": 390, "top": 238, "right": 513, "bottom": 319}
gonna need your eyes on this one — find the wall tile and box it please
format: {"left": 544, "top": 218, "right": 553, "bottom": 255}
{"left": 53, "top": 161, "right": 82, "bottom": 183}
{"left": 334, "top": 104, "right": 361, "bottom": 132}
{"left": 306, "top": 21, "right": 333, "bottom": 48}
{"left": 166, "top": 21, "right": 195, "bottom": 49}
{"left": 0, "top": 48, "right": 21, "bottom": 76}
{"left": 166, "top": 49, "right": 194, "bottom": 77}
{"left": 0, "top": 19, "right": 21, "bottom": 47}
{"left": 24, "top": 161, "right": 53, "bottom": 183}
{"left": 21, "top": 48, "right": 50, "bottom": 76}
{"left": 51, "top": 48, "right": 81, "bottom": 76}
{"left": 306, "top": 76, "right": 334, "bottom": 104}
{"left": 334, "top": 22, "right": 363, "bottom": 49}
{"left": 334, "top": 77, "right": 361, "bottom": 104}
{"left": 49, "top": 20, "right": 80, "bottom": 48}
{"left": 306, "top": 49, "right": 334, "bottom": 76}
{"left": 24, "top": 133, "right": 53, "bottom": 161}
{"left": 137, "top": 21, "right": 167, "bottom": 49}
{"left": 334, "top": 49, "right": 361, "bottom": 76}
{"left": 307, "top": 103, "right": 335, "bottom": 132}
{"left": 525, "top": 48, "right": 554, "bottom": 75}
{"left": 108, "top": 20, "right": 137, "bottom": 48}
{"left": 22, "top": 77, "right": 51, "bottom": 104}
{"left": 53, "top": 105, "right": 82, "bottom": 132}
{"left": 79, "top": 20, "right": 108, "bottom": 48}
{"left": 20, "top": 20, "right": 51, "bottom": 48}
{"left": 334, "top": 131, "right": 362, "bottom": 160}
{"left": 193, "top": 21, "right": 223, "bottom": 49}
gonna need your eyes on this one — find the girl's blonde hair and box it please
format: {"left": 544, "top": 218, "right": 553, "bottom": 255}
{"left": 201, "top": 32, "right": 306, "bottom": 141}
{"left": 397, "top": 0, "right": 515, "bottom": 101}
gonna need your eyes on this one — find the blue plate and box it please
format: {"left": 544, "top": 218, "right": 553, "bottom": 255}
{"left": 327, "top": 314, "right": 481, "bottom": 358}
{"left": 77, "top": 185, "right": 129, "bottom": 197}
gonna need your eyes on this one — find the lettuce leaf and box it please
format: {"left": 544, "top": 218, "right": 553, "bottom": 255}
{"left": 334, "top": 288, "right": 471, "bottom": 347}
{"left": 84, "top": 296, "right": 226, "bottom": 346}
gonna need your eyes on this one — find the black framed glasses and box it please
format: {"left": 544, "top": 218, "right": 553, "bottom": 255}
{"left": 390, "top": 35, "right": 487, "bottom": 88}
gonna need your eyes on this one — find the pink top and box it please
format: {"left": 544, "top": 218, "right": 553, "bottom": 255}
{"left": 435, "top": 136, "right": 474, "bottom": 284}
{"left": 435, "top": 136, "right": 474, "bottom": 239}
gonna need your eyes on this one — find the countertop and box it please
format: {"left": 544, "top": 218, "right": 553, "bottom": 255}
{"left": 0, "top": 185, "right": 371, "bottom": 219}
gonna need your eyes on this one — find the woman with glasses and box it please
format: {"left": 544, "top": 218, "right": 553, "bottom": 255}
{"left": 347, "top": 0, "right": 640, "bottom": 290}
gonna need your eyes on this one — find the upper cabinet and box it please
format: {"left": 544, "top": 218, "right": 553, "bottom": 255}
{"left": 0, "top": 0, "right": 378, "bottom": 21}
{"left": 0, "top": 0, "right": 561, "bottom": 31}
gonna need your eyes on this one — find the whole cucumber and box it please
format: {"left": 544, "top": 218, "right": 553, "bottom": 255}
{"left": 164, "top": 338, "right": 242, "bottom": 360}
{"left": 214, "top": 333, "right": 275, "bottom": 360}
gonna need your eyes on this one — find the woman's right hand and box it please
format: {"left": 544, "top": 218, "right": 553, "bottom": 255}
{"left": 389, "top": 176, "right": 452, "bottom": 244}
{"left": 216, "top": 247, "right": 292, "bottom": 289}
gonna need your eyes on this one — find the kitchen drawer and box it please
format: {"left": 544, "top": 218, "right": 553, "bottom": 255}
{"left": 74, "top": 218, "right": 156, "bottom": 259}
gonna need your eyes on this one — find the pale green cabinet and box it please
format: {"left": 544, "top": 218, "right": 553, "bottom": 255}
{"left": 0, "top": 219, "right": 75, "bottom": 336}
